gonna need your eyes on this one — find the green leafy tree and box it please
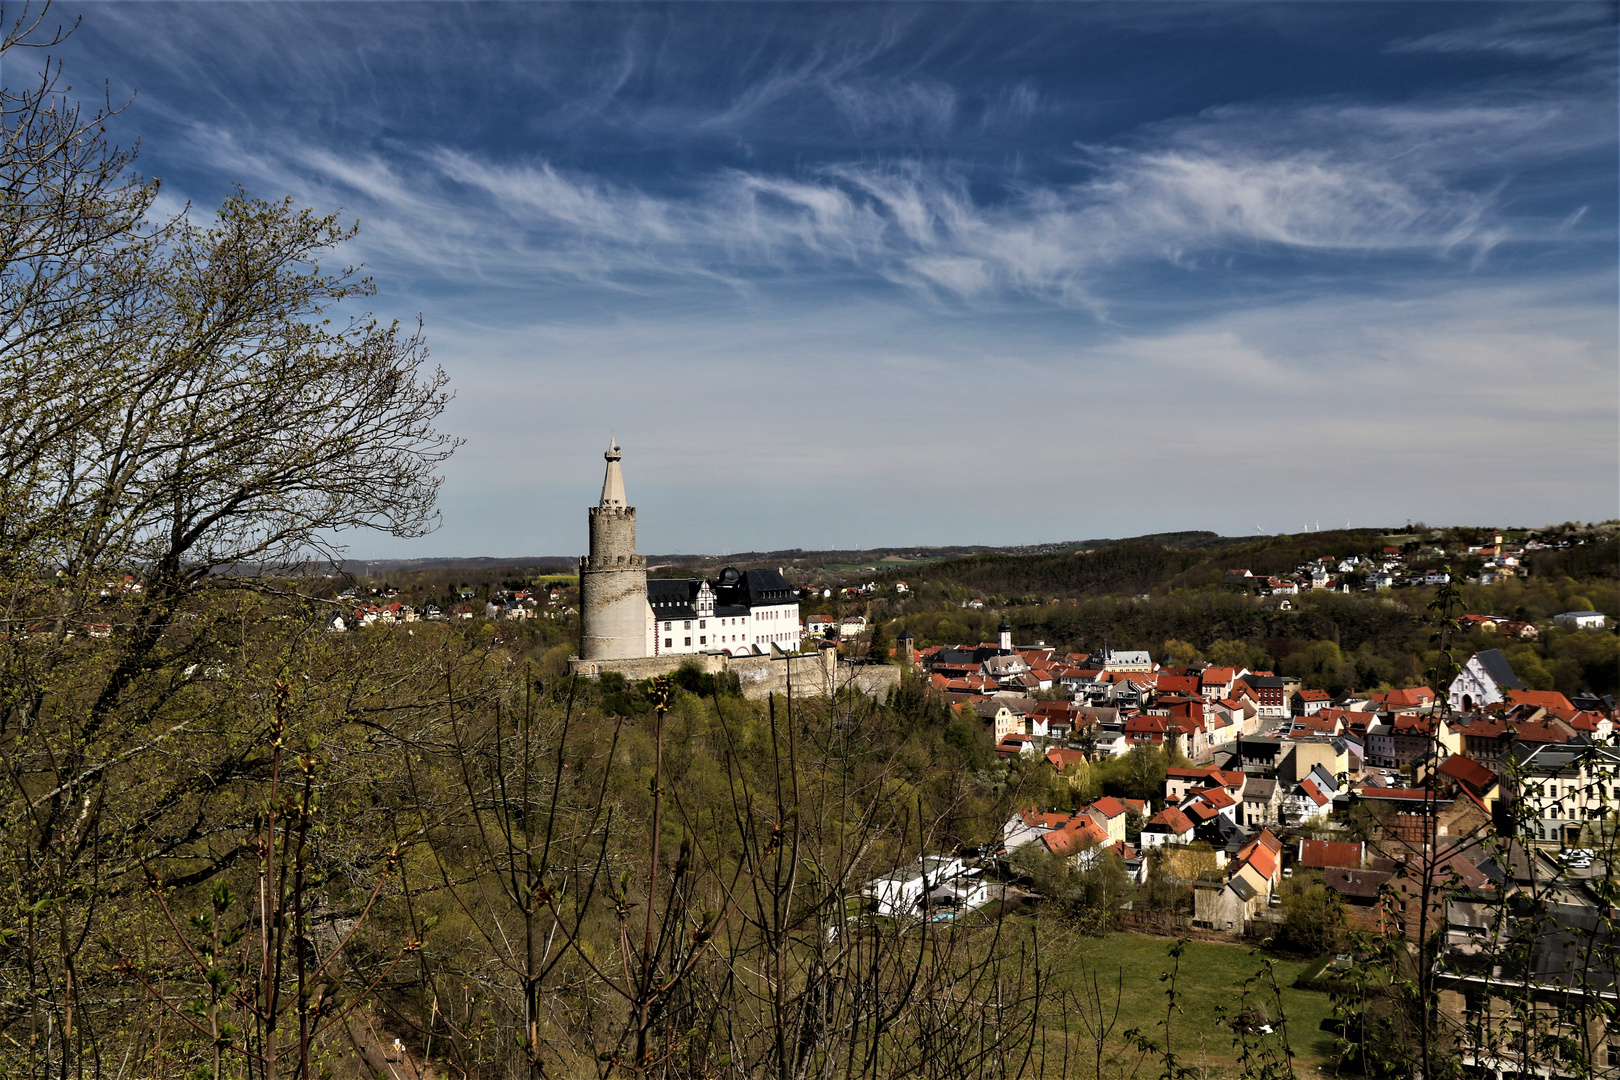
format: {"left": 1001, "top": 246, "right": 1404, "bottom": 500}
{"left": 1276, "top": 876, "right": 1346, "bottom": 955}
{"left": 1162, "top": 638, "right": 1203, "bottom": 666}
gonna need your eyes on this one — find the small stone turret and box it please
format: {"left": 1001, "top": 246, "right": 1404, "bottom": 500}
{"left": 579, "top": 440, "right": 648, "bottom": 660}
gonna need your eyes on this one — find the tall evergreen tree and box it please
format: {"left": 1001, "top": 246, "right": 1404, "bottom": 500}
{"left": 866, "top": 616, "right": 892, "bottom": 664}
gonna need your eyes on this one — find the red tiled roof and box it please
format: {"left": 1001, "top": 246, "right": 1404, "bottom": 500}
{"left": 1147, "top": 807, "right": 1194, "bottom": 833}
{"left": 1089, "top": 796, "right": 1128, "bottom": 819}
{"left": 1018, "top": 808, "right": 1072, "bottom": 830}
{"left": 1376, "top": 686, "right": 1436, "bottom": 707}
{"left": 1457, "top": 717, "right": 1571, "bottom": 745}
{"left": 1437, "top": 755, "right": 1496, "bottom": 792}
{"left": 995, "top": 734, "right": 1031, "bottom": 757}
{"left": 1182, "top": 801, "right": 1219, "bottom": 823}
{"left": 1157, "top": 675, "right": 1201, "bottom": 696}
{"left": 1042, "top": 817, "right": 1108, "bottom": 856}
{"left": 1298, "top": 689, "right": 1331, "bottom": 702}
{"left": 1563, "top": 710, "right": 1602, "bottom": 732}
{"left": 1298, "top": 779, "right": 1330, "bottom": 806}
{"left": 1358, "top": 786, "right": 1443, "bottom": 802}
{"left": 1190, "top": 787, "right": 1237, "bottom": 811}
{"left": 1232, "top": 830, "right": 1280, "bottom": 880}
{"left": 1297, "top": 839, "right": 1365, "bottom": 870}
{"left": 1045, "top": 748, "right": 1088, "bottom": 770}
{"left": 1504, "top": 689, "right": 1575, "bottom": 712}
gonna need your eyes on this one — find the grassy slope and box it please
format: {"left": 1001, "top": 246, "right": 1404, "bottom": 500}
{"left": 1050, "top": 933, "right": 1338, "bottom": 1073}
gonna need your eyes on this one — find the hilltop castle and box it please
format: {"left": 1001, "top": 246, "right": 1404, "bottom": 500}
{"left": 577, "top": 442, "right": 802, "bottom": 662}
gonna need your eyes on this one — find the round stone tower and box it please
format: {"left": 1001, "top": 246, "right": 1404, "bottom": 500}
{"left": 579, "top": 440, "right": 648, "bottom": 660}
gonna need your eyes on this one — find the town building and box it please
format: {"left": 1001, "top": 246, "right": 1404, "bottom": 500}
{"left": 1507, "top": 744, "right": 1620, "bottom": 848}
{"left": 1447, "top": 648, "right": 1525, "bottom": 712}
{"left": 1553, "top": 610, "right": 1609, "bottom": 630}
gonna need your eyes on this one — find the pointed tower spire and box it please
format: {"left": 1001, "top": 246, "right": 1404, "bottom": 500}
{"left": 600, "top": 438, "right": 626, "bottom": 508}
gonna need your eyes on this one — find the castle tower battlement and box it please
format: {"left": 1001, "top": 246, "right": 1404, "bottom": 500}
{"left": 579, "top": 441, "right": 649, "bottom": 660}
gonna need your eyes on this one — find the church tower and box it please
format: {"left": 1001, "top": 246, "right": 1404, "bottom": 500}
{"left": 579, "top": 440, "right": 648, "bottom": 660}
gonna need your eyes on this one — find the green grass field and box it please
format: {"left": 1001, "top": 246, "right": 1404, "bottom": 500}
{"left": 1047, "top": 932, "right": 1340, "bottom": 1076}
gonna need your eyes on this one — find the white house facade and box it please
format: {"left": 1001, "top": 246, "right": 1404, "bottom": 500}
{"left": 647, "top": 566, "right": 801, "bottom": 658}
{"left": 1447, "top": 648, "right": 1526, "bottom": 712}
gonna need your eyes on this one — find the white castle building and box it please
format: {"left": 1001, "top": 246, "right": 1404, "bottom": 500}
{"left": 578, "top": 442, "right": 801, "bottom": 662}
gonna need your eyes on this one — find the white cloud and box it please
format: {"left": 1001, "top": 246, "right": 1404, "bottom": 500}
{"left": 1388, "top": 5, "right": 1616, "bottom": 61}
{"left": 386, "top": 273, "right": 1616, "bottom": 556}
{"left": 163, "top": 77, "right": 1606, "bottom": 318}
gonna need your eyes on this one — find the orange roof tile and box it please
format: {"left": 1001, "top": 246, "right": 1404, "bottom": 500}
{"left": 1437, "top": 755, "right": 1496, "bottom": 792}
{"left": 1232, "top": 830, "right": 1281, "bottom": 879}
{"left": 1504, "top": 689, "right": 1576, "bottom": 712}
{"left": 1089, "top": 796, "right": 1128, "bottom": 819}
{"left": 1191, "top": 788, "right": 1237, "bottom": 811}
{"left": 1297, "top": 839, "right": 1365, "bottom": 869}
{"left": 1147, "top": 807, "right": 1194, "bottom": 833}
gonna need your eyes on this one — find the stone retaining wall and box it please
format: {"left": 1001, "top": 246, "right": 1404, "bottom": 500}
{"left": 567, "top": 647, "right": 901, "bottom": 701}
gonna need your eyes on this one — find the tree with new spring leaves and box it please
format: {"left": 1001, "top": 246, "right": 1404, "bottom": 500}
{"left": 0, "top": 7, "right": 455, "bottom": 1077}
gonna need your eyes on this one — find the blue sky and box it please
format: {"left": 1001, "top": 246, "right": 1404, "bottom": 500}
{"left": 39, "top": 2, "right": 1620, "bottom": 556}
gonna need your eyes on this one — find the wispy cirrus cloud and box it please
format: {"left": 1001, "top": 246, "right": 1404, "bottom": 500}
{"left": 172, "top": 81, "right": 1604, "bottom": 315}
{"left": 1388, "top": 4, "right": 1616, "bottom": 61}
{"left": 60, "top": 2, "right": 1612, "bottom": 553}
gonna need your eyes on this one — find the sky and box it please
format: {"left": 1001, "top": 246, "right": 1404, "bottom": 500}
{"left": 31, "top": 2, "right": 1620, "bottom": 557}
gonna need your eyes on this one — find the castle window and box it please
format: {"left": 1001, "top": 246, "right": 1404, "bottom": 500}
{"left": 684, "top": 637, "right": 692, "bottom": 646}
{"left": 665, "top": 638, "right": 672, "bottom": 648}
{"left": 700, "top": 636, "right": 706, "bottom": 644}
{"left": 699, "top": 620, "right": 706, "bottom": 628}
{"left": 684, "top": 621, "right": 691, "bottom": 630}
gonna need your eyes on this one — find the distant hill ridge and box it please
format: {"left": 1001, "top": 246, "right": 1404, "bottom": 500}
{"left": 331, "top": 531, "right": 1241, "bottom": 575}
{"left": 305, "top": 525, "right": 1613, "bottom": 597}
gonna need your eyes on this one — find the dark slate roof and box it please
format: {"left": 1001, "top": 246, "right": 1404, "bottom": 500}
{"left": 1471, "top": 648, "right": 1525, "bottom": 691}
{"left": 651, "top": 569, "right": 798, "bottom": 620}
{"left": 1517, "top": 743, "right": 1620, "bottom": 775}
{"left": 1242, "top": 777, "right": 1278, "bottom": 799}
{"left": 1228, "top": 876, "right": 1258, "bottom": 902}
{"left": 929, "top": 645, "right": 1004, "bottom": 666}
{"left": 1196, "top": 814, "right": 1240, "bottom": 846}
{"left": 648, "top": 578, "right": 699, "bottom": 620}
{"left": 1322, "top": 867, "right": 1393, "bottom": 900}
{"left": 712, "top": 567, "right": 796, "bottom": 609}
{"left": 1522, "top": 904, "right": 1615, "bottom": 992}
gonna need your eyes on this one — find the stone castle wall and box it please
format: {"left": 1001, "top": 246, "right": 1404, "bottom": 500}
{"left": 585, "top": 505, "right": 639, "bottom": 563}
{"left": 568, "top": 647, "right": 901, "bottom": 702}
{"left": 580, "top": 504, "right": 648, "bottom": 660}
